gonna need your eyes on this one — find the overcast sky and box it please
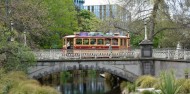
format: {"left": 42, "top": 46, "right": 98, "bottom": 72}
{"left": 83, "top": 0, "right": 119, "bottom": 6}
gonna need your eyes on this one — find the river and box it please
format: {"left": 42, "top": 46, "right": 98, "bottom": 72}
{"left": 39, "top": 70, "right": 121, "bottom": 94}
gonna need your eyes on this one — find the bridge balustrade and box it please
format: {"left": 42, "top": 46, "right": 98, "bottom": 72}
{"left": 33, "top": 49, "right": 190, "bottom": 60}
{"left": 153, "top": 49, "right": 190, "bottom": 60}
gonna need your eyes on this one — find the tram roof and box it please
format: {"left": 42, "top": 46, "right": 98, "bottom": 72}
{"left": 63, "top": 35, "right": 129, "bottom": 38}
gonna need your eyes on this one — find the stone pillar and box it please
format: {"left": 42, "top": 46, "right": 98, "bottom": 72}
{"left": 139, "top": 39, "right": 154, "bottom": 75}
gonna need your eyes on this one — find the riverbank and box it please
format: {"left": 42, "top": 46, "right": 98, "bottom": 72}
{"left": 104, "top": 86, "right": 121, "bottom": 94}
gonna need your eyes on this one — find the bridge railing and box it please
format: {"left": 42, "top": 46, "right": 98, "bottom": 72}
{"left": 33, "top": 49, "right": 190, "bottom": 60}
{"left": 153, "top": 49, "right": 190, "bottom": 60}
{"left": 34, "top": 49, "right": 140, "bottom": 60}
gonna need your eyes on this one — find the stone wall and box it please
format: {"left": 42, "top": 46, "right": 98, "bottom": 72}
{"left": 155, "top": 60, "right": 190, "bottom": 78}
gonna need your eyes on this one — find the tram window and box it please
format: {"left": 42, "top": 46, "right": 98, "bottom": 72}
{"left": 83, "top": 39, "right": 89, "bottom": 45}
{"left": 97, "top": 39, "right": 104, "bottom": 45}
{"left": 90, "top": 39, "right": 96, "bottom": 45}
{"left": 105, "top": 38, "right": 111, "bottom": 45}
{"left": 76, "top": 39, "right": 82, "bottom": 45}
{"left": 112, "top": 38, "right": 118, "bottom": 45}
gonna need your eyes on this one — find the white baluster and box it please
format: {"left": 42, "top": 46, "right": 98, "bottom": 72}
{"left": 184, "top": 50, "right": 186, "bottom": 60}
{"left": 80, "top": 50, "right": 81, "bottom": 59}
{"left": 167, "top": 49, "right": 170, "bottom": 59}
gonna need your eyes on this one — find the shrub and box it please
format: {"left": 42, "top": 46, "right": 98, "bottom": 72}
{"left": 120, "top": 81, "right": 136, "bottom": 93}
{"left": 159, "top": 71, "right": 181, "bottom": 94}
{"left": 178, "top": 79, "right": 190, "bottom": 94}
{"left": 127, "top": 82, "right": 136, "bottom": 93}
{"left": 136, "top": 75, "right": 157, "bottom": 88}
{"left": 120, "top": 81, "right": 128, "bottom": 90}
{"left": 0, "top": 70, "right": 59, "bottom": 94}
{"left": 142, "top": 90, "right": 155, "bottom": 94}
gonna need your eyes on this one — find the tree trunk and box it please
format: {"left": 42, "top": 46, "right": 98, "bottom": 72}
{"left": 149, "top": 0, "right": 162, "bottom": 41}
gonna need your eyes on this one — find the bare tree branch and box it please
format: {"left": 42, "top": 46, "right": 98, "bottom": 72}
{"left": 152, "top": 24, "right": 190, "bottom": 38}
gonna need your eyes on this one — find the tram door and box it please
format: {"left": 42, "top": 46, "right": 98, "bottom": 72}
{"left": 66, "top": 38, "right": 73, "bottom": 53}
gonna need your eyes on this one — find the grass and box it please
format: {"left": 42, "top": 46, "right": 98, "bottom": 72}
{"left": 0, "top": 68, "right": 60, "bottom": 94}
{"left": 120, "top": 81, "right": 128, "bottom": 90}
{"left": 135, "top": 75, "right": 157, "bottom": 88}
{"left": 178, "top": 79, "right": 190, "bottom": 94}
{"left": 141, "top": 90, "right": 155, "bottom": 94}
{"left": 120, "top": 81, "right": 136, "bottom": 93}
{"left": 122, "top": 71, "right": 190, "bottom": 94}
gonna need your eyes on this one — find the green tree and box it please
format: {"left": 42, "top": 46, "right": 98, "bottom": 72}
{"left": 0, "top": 0, "right": 50, "bottom": 48}
{"left": 78, "top": 10, "right": 101, "bottom": 32}
{"left": 0, "top": 0, "right": 79, "bottom": 49}
{"left": 41, "top": 0, "right": 79, "bottom": 48}
{"left": 0, "top": 26, "right": 35, "bottom": 72}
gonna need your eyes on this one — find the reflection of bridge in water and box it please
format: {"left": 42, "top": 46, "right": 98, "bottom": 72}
{"left": 29, "top": 49, "right": 190, "bottom": 82}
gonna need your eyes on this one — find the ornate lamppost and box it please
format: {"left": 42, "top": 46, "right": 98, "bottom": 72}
{"left": 139, "top": 19, "right": 154, "bottom": 75}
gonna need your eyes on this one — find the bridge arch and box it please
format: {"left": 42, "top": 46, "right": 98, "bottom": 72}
{"left": 28, "top": 60, "right": 140, "bottom": 82}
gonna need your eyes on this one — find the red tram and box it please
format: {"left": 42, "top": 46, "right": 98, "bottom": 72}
{"left": 62, "top": 32, "right": 130, "bottom": 54}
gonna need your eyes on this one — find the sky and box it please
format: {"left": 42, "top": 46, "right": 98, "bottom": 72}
{"left": 83, "top": 0, "right": 120, "bottom": 6}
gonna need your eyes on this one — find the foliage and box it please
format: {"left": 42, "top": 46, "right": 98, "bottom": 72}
{"left": 104, "top": 72, "right": 117, "bottom": 88}
{"left": 0, "top": 0, "right": 79, "bottom": 49}
{"left": 0, "top": 70, "right": 59, "bottom": 94}
{"left": 126, "top": 82, "right": 136, "bottom": 93}
{"left": 142, "top": 90, "right": 155, "bottom": 94}
{"left": 2, "top": 42, "right": 36, "bottom": 72}
{"left": 158, "top": 30, "right": 184, "bottom": 48}
{"left": 120, "top": 81, "right": 128, "bottom": 90}
{"left": 97, "top": 18, "right": 124, "bottom": 33}
{"left": 0, "top": 26, "right": 36, "bottom": 72}
{"left": 130, "top": 33, "right": 144, "bottom": 48}
{"left": 88, "top": 70, "right": 97, "bottom": 78}
{"left": 159, "top": 71, "right": 181, "bottom": 94}
{"left": 184, "top": 68, "right": 189, "bottom": 79}
{"left": 135, "top": 75, "right": 158, "bottom": 88}
{"left": 60, "top": 71, "right": 71, "bottom": 84}
{"left": 41, "top": 0, "right": 78, "bottom": 48}
{"left": 178, "top": 79, "right": 190, "bottom": 94}
{"left": 10, "top": 0, "right": 49, "bottom": 48}
{"left": 134, "top": 72, "right": 190, "bottom": 94}
{"left": 105, "top": 72, "right": 112, "bottom": 81}
{"left": 180, "top": 30, "right": 190, "bottom": 49}
{"left": 119, "top": 0, "right": 190, "bottom": 48}
{"left": 78, "top": 10, "right": 101, "bottom": 32}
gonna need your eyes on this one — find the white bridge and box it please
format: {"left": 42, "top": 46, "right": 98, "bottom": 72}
{"left": 33, "top": 49, "right": 190, "bottom": 60}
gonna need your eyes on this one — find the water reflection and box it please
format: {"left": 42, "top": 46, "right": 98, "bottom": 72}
{"left": 40, "top": 70, "right": 120, "bottom": 94}
{"left": 59, "top": 76, "right": 105, "bottom": 94}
